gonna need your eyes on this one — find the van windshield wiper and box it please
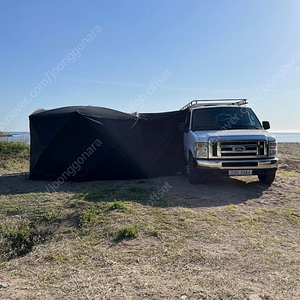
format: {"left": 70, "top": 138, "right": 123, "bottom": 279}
{"left": 227, "top": 125, "right": 262, "bottom": 130}
{"left": 193, "top": 126, "right": 221, "bottom": 130}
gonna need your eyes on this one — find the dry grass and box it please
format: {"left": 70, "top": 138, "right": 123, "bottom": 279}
{"left": 0, "top": 142, "right": 300, "bottom": 299}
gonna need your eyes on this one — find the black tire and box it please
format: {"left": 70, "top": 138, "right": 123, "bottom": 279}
{"left": 187, "top": 155, "right": 199, "bottom": 184}
{"left": 258, "top": 172, "right": 276, "bottom": 184}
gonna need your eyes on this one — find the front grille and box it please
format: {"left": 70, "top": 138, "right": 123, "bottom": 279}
{"left": 210, "top": 140, "right": 267, "bottom": 159}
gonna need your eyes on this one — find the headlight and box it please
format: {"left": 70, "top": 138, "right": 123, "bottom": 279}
{"left": 269, "top": 141, "right": 277, "bottom": 157}
{"left": 195, "top": 142, "right": 208, "bottom": 158}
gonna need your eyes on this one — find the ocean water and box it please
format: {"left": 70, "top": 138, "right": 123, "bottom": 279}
{"left": 0, "top": 132, "right": 30, "bottom": 144}
{"left": 271, "top": 132, "right": 300, "bottom": 143}
{"left": 0, "top": 131, "right": 300, "bottom": 144}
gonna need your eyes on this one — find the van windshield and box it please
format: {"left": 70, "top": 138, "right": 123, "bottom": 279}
{"left": 192, "top": 107, "right": 262, "bottom": 131}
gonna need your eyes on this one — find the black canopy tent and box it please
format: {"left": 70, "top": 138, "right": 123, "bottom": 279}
{"left": 29, "top": 106, "right": 187, "bottom": 181}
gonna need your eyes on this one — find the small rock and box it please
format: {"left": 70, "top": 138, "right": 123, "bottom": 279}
{"left": 0, "top": 283, "right": 8, "bottom": 289}
{"left": 280, "top": 164, "right": 288, "bottom": 169}
{"left": 181, "top": 295, "right": 188, "bottom": 300}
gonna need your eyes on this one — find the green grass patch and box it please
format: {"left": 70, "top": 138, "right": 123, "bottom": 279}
{"left": 45, "top": 253, "right": 70, "bottom": 264}
{"left": 68, "top": 199, "right": 92, "bottom": 208}
{"left": 198, "top": 211, "right": 221, "bottom": 226}
{"left": 238, "top": 214, "right": 270, "bottom": 230}
{"left": 79, "top": 206, "right": 103, "bottom": 227}
{"left": 0, "top": 219, "right": 46, "bottom": 260}
{"left": 34, "top": 209, "right": 63, "bottom": 223}
{"left": 109, "top": 199, "right": 125, "bottom": 211}
{"left": 0, "top": 141, "right": 29, "bottom": 157}
{"left": 118, "top": 225, "right": 139, "bottom": 240}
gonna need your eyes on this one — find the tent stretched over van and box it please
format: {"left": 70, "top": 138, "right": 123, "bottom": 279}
{"left": 29, "top": 106, "right": 186, "bottom": 181}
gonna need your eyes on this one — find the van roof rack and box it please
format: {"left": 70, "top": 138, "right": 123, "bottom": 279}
{"left": 180, "top": 99, "right": 248, "bottom": 110}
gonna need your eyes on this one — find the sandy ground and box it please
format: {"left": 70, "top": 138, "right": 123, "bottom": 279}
{"left": 0, "top": 143, "right": 299, "bottom": 300}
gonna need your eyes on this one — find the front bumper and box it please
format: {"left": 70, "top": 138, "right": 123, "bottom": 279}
{"left": 196, "top": 158, "right": 278, "bottom": 170}
{"left": 196, "top": 158, "right": 278, "bottom": 172}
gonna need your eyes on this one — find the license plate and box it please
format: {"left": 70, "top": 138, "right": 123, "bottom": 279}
{"left": 228, "top": 170, "right": 253, "bottom": 176}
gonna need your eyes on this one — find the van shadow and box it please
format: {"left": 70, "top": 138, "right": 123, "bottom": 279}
{"left": 164, "top": 175, "right": 271, "bottom": 208}
{"left": 0, "top": 173, "right": 271, "bottom": 208}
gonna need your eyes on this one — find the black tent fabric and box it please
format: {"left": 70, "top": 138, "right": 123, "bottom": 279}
{"left": 29, "top": 106, "right": 187, "bottom": 181}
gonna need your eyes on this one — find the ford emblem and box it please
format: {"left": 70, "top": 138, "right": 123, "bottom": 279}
{"left": 233, "top": 146, "right": 246, "bottom": 151}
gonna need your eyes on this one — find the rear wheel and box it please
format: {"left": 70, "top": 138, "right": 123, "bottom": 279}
{"left": 258, "top": 172, "right": 276, "bottom": 184}
{"left": 187, "top": 155, "right": 199, "bottom": 184}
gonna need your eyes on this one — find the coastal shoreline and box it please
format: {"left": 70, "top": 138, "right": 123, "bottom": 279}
{"left": 0, "top": 132, "right": 12, "bottom": 137}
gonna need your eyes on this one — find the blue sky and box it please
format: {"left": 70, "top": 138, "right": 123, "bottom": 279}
{"left": 1, "top": 0, "right": 300, "bottom": 131}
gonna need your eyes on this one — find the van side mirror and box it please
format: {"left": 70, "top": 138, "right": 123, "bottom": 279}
{"left": 262, "top": 121, "right": 270, "bottom": 130}
{"left": 178, "top": 123, "right": 188, "bottom": 132}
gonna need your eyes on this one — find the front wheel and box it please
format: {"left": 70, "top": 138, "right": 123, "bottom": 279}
{"left": 258, "top": 172, "right": 276, "bottom": 184}
{"left": 187, "top": 155, "right": 199, "bottom": 184}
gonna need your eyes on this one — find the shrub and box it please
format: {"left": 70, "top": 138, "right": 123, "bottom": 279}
{"left": 1, "top": 221, "right": 37, "bottom": 258}
{"left": 118, "top": 225, "right": 139, "bottom": 239}
{"left": 0, "top": 141, "right": 29, "bottom": 158}
{"left": 110, "top": 199, "right": 125, "bottom": 211}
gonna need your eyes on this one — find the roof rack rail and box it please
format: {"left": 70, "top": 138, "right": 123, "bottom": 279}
{"left": 180, "top": 99, "right": 248, "bottom": 110}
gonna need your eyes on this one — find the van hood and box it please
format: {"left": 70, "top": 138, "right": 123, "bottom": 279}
{"left": 193, "top": 129, "right": 277, "bottom": 142}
